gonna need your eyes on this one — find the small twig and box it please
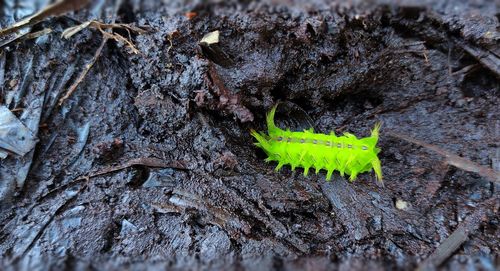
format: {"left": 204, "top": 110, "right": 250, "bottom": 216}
{"left": 35, "top": 157, "right": 187, "bottom": 205}
{"left": 65, "top": 157, "right": 187, "bottom": 184}
{"left": 87, "top": 157, "right": 187, "bottom": 178}
{"left": 401, "top": 41, "right": 427, "bottom": 47}
{"left": 458, "top": 41, "right": 500, "bottom": 78}
{"left": 166, "top": 31, "right": 176, "bottom": 54}
{"left": 96, "top": 25, "right": 141, "bottom": 54}
{"left": 10, "top": 107, "right": 24, "bottom": 112}
{"left": 423, "top": 49, "right": 429, "bottom": 64}
{"left": 451, "top": 64, "right": 479, "bottom": 76}
{"left": 388, "top": 132, "right": 500, "bottom": 183}
{"left": 57, "top": 19, "right": 147, "bottom": 106}
{"left": 24, "top": 28, "right": 53, "bottom": 40}
{"left": 58, "top": 37, "right": 107, "bottom": 106}
{"left": 0, "top": 28, "right": 54, "bottom": 48}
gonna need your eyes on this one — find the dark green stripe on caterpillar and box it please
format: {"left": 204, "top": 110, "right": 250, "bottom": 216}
{"left": 251, "top": 105, "right": 382, "bottom": 182}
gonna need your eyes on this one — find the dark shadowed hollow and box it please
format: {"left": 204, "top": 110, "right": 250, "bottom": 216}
{"left": 0, "top": 0, "right": 498, "bottom": 270}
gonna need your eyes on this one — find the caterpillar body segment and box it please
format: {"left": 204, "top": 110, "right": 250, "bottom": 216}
{"left": 252, "top": 105, "right": 383, "bottom": 182}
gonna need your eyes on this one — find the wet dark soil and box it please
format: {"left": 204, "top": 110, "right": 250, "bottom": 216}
{"left": 0, "top": 0, "right": 498, "bottom": 270}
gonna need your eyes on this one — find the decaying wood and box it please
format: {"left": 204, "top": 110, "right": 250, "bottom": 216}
{"left": 417, "top": 197, "right": 498, "bottom": 271}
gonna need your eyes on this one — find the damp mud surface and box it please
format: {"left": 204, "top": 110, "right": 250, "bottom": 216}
{"left": 0, "top": 1, "right": 498, "bottom": 270}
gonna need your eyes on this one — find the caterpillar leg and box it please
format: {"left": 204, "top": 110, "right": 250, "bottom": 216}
{"left": 326, "top": 169, "right": 334, "bottom": 181}
{"left": 275, "top": 161, "right": 285, "bottom": 171}
{"left": 303, "top": 166, "right": 310, "bottom": 176}
{"left": 348, "top": 170, "right": 359, "bottom": 182}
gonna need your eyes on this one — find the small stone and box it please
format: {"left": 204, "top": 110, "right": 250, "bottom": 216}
{"left": 367, "top": 215, "right": 383, "bottom": 234}
{"left": 120, "top": 219, "right": 138, "bottom": 236}
{"left": 8, "top": 79, "right": 18, "bottom": 88}
{"left": 395, "top": 199, "right": 409, "bottom": 210}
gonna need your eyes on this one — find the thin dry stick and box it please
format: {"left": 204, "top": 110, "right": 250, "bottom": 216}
{"left": 388, "top": 132, "right": 500, "bottom": 183}
{"left": 66, "top": 157, "right": 186, "bottom": 186}
{"left": 459, "top": 42, "right": 500, "bottom": 78}
{"left": 58, "top": 21, "right": 146, "bottom": 106}
{"left": 32, "top": 157, "right": 187, "bottom": 206}
{"left": 57, "top": 0, "right": 142, "bottom": 106}
{"left": 58, "top": 37, "right": 108, "bottom": 106}
{"left": 87, "top": 157, "right": 187, "bottom": 178}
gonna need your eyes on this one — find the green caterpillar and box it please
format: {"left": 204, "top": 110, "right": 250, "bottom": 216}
{"left": 251, "top": 105, "right": 382, "bottom": 182}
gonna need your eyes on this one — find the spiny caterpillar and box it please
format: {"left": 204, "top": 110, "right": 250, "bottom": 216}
{"left": 251, "top": 105, "right": 382, "bottom": 182}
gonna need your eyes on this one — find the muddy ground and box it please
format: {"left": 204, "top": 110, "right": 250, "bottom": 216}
{"left": 0, "top": 0, "right": 498, "bottom": 270}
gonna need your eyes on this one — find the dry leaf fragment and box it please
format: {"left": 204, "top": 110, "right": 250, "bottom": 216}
{"left": 185, "top": 12, "right": 198, "bottom": 20}
{"left": 200, "top": 30, "right": 220, "bottom": 45}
